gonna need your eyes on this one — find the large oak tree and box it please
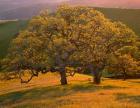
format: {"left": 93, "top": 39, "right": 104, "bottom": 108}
{"left": 4, "top": 5, "right": 139, "bottom": 85}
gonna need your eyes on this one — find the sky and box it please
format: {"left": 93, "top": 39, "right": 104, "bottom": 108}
{"left": 0, "top": 0, "right": 140, "bottom": 9}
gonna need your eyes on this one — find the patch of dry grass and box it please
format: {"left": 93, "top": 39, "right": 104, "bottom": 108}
{"left": 0, "top": 73, "right": 140, "bottom": 108}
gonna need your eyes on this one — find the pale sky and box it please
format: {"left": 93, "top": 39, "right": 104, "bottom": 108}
{"left": 0, "top": 0, "right": 140, "bottom": 8}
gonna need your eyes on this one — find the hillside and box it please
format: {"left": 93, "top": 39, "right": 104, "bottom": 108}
{"left": 1, "top": 0, "right": 140, "bottom": 20}
{"left": 0, "top": 4, "right": 58, "bottom": 20}
{"left": 0, "top": 8, "right": 140, "bottom": 59}
{"left": 0, "top": 73, "right": 140, "bottom": 108}
{"left": 0, "top": 8, "right": 140, "bottom": 58}
{"left": 95, "top": 8, "right": 140, "bottom": 36}
{"left": 68, "top": 0, "right": 140, "bottom": 9}
{"left": 0, "top": 0, "right": 62, "bottom": 20}
{"left": 0, "top": 20, "right": 28, "bottom": 59}
{"left": 0, "top": 5, "right": 140, "bottom": 108}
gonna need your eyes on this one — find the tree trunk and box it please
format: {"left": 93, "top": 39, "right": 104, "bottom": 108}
{"left": 94, "top": 69, "right": 102, "bottom": 84}
{"left": 89, "top": 65, "right": 102, "bottom": 84}
{"left": 123, "top": 74, "right": 126, "bottom": 81}
{"left": 59, "top": 68, "right": 68, "bottom": 85}
{"left": 122, "top": 68, "right": 127, "bottom": 81}
{"left": 123, "top": 69, "right": 127, "bottom": 81}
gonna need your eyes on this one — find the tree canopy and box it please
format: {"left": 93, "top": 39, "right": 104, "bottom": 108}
{"left": 3, "top": 5, "right": 140, "bottom": 85}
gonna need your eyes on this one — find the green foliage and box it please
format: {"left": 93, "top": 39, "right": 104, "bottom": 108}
{"left": 4, "top": 5, "right": 140, "bottom": 84}
{"left": 1, "top": 8, "right": 140, "bottom": 59}
{"left": 106, "top": 54, "right": 139, "bottom": 80}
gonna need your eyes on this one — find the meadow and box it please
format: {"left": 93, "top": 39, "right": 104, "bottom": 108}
{"left": 0, "top": 6, "right": 140, "bottom": 108}
{"left": 0, "top": 73, "right": 140, "bottom": 108}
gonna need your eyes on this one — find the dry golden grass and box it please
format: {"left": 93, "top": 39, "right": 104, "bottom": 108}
{"left": 0, "top": 73, "right": 140, "bottom": 108}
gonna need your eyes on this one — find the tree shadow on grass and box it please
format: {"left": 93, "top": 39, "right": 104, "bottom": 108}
{"left": 116, "top": 93, "right": 140, "bottom": 104}
{"left": 69, "top": 83, "right": 124, "bottom": 92}
{"left": 0, "top": 83, "right": 124, "bottom": 106}
{"left": 128, "top": 80, "right": 140, "bottom": 84}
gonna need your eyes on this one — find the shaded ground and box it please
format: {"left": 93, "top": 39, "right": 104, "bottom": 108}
{"left": 0, "top": 73, "right": 140, "bottom": 108}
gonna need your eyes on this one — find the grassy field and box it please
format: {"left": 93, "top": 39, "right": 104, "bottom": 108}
{"left": 0, "top": 20, "right": 28, "bottom": 59}
{"left": 0, "top": 73, "right": 139, "bottom": 108}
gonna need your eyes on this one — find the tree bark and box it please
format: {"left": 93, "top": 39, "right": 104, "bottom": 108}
{"left": 94, "top": 70, "right": 101, "bottom": 84}
{"left": 123, "top": 69, "right": 127, "bottom": 81}
{"left": 59, "top": 68, "right": 68, "bottom": 85}
{"left": 89, "top": 64, "right": 101, "bottom": 84}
